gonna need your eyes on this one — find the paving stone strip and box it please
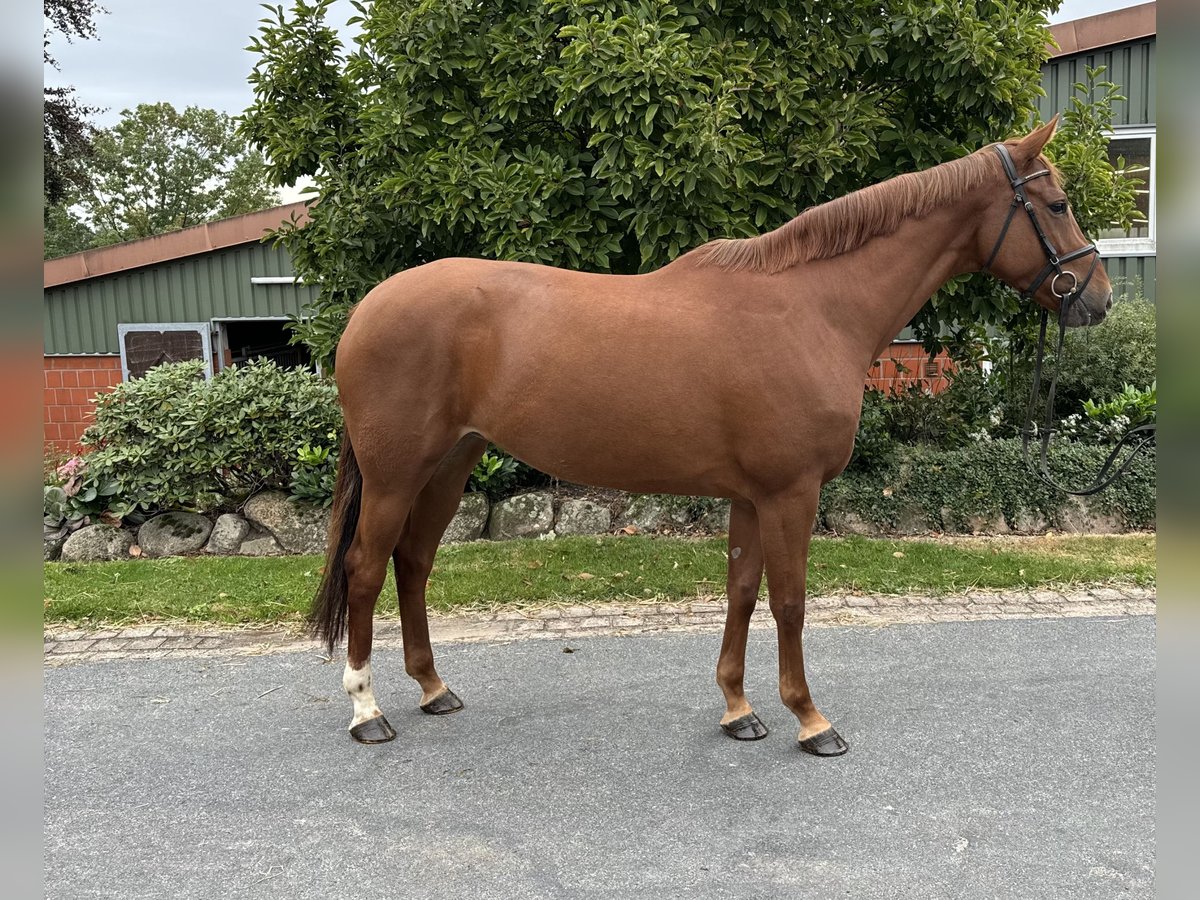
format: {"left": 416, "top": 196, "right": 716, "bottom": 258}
{"left": 43, "top": 586, "right": 1155, "bottom": 665}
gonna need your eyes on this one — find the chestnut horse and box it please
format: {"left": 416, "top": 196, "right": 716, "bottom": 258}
{"left": 312, "top": 118, "right": 1111, "bottom": 754}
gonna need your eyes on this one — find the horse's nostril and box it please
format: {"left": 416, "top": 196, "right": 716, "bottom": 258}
{"left": 1105, "top": 294, "right": 1113, "bottom": 312}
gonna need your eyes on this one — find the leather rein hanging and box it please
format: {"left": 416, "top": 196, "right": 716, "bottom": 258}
{"left": 983, "top": 143, "right": 1154, "bottom": 496}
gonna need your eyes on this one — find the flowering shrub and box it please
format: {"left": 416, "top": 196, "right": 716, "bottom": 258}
{"left": 1060, "top": 382, "right": 1156, "bottom": 444}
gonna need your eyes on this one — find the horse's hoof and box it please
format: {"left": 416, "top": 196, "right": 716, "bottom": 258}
{"left": 798, "top": 726, "right": 849, "bottom": 757}
{"left": 720, "top": 712, "right": 769, "bottom": 741}
{"left": 420, "top": 689, "right": 464, "bottom": 716}
{"left": 349, "top": 715, "right": 396, "bottom": 744}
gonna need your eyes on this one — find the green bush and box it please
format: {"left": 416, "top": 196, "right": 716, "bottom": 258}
{"left": 824, "top": 439, "right": 1156, "bottom": 532}
{"left": 984, "top": 293, "right": 1156, "bottom": 439}
{"left": 1057, "top": 294, "right": 1156, "bottom": 410}
{"left": 289, "top": 442, "right": 338, "bottom": 507}
{"left": 849, "top": 364, "right": 1003, "bottom": 471}
{"left": 81, "top": 359, "right": 341, "bottom": 515}
{"left": 1060, "top": 382, "right": 1156, "bottom": 444}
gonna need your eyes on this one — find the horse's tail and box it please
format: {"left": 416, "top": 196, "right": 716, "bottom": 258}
{"left": 310, "top": 431, "right": 362, "bottom": 654}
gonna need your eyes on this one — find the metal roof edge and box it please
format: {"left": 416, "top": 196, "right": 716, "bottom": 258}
{"left": 44, "top": 201, "right": 311, "bottom": 289}
{"left": 1048, "top": 2, "right": 1155, "bottom": 59}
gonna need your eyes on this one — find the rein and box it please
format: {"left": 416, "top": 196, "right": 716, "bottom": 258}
{"left": 984, "top": 143, "right": 1155, "bottom": 496}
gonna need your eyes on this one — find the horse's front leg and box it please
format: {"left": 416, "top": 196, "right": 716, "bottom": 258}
{"left": 757, "top": 486, "right": 849, "bottom": 756}
{"left": 716, "top": 498, "right": 769, "bottom": 740}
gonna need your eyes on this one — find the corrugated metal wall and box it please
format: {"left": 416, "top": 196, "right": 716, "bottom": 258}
{"left": 1102, "top": 254, "right": 1155, "bottom": 299}
{"left": 44, "top": 242, "right": 319, "bottom": 355}
{"left": 1038, "top": 37, "right": 1155, "bottom": 127}
{"left": 1038, "top": 37, "right": 1155, "bottom": 302}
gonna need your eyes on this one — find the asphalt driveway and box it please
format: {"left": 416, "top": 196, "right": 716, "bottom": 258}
{"left": 45, "top": 616, "right": 1155, "bottom": 899}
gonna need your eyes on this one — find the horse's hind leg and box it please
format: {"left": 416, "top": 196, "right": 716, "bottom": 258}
{"left": 716, "top": 499, "right": 769, "bottom": 740}
{"left": 342, "top": 482, "right": 415, "bottom": 743}
{"left": 394, "top": 434, "right": 488, "bottom": 713}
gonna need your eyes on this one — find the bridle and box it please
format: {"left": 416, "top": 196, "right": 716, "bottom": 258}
{"left": 983, "top": 143, "right": 1154, "bottom": 496}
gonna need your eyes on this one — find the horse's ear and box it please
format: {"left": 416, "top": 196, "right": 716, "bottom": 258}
{"left": 1014, "top": 115, "right": 1059, "bottom": 162}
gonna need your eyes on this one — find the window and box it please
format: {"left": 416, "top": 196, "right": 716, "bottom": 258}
{"left": 1098, "top": 127, "right": 1155, "bottom": 256}
{"left": 117, "top": 323, "right": 213, "bottom": 381}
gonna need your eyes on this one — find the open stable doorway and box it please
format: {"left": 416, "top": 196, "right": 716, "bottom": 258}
{"left": 214, "top": 317, "right": 313, "bottom": 371}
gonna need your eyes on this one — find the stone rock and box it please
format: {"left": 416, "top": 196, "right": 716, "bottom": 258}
{"left": 243, "top": 491, "right": 331, "bottom": 554}
{"left": 620, "top": 495, "right": 665, "bottom": 531}
{"left": 965, "top": 512, "right": 1010, "bottom": 535}
{"left": 238, "top": 535, "right": 285, "bottom": 556}
{"left": 44, "top": 525, "right": 69, "bottom": 561}
{"left": 556, "top": 499, "right": 612, "bottom": 536}
{"left": 621, "top": 495, "right": 692, "bottom": 532}
{"left": 698, "top": 499, "right": 732, "bottom": 533}
{"left": 487, "top": 492, "right": 555, "bottom": 540}
{"left": 825, "top": 506, "right": 885, "bottom": 537}
{"left": 60, "top": 525, "right": 135, "bottom": 562}
{"left": 939, "top": 506, "right": 964, "bottom": 534}
{"left": 137, "top": 511, "right": 213, "bottom": 558}
{"left": 205, "top": 514, "right": 251, "bottom": 554}
{"left": 44, "top": 486, "right": 68, "bottom": 527}
{"left": 889, "top": 501, "right": 928, "bottom": 536}
{"left": 1008, "top": 509, "right": 1048, "bottom": 534}
{"left": 1058, "top": 497, "right": 1124, "bottom": 535}
{"left": 443, "top": 493, "right": 490, "bottom": 543}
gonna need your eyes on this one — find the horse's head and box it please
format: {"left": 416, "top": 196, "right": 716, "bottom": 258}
{"left": 980, "top": 117, "right": 1112, "bottom": 327}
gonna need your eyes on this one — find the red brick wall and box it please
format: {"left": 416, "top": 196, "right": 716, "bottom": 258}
{"left": 867, "top": 342, "right": 955, "bottom": 394}
{"left": 44, "top": 356, "right": 123, "bottom": 452}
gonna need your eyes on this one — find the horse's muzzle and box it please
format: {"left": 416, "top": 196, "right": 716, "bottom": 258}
{"left": 1063, "top": 289, "right": 1112, "bottom": 327}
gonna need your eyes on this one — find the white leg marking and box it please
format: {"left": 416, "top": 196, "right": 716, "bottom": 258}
{"left": 730, "top": 546, "right": 742, "bottom": 559}
{"left": 343, "top": 661, "right": 383, "bottom": 727}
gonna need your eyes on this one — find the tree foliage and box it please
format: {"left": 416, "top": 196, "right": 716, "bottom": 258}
{"left": 244, "top": 0, "right": 1097, "bottom": 362}
{"left": 1043, "top": 67, "right": 1143, "bottom": 240}
{"left": 77, "top": 103, "right": 279, "bottom": 247}
{"left": 44, "top": 0, "right": 104, "bottom": 205}
{"left": 43, "top": 202, "right": 95, "bottom": 259}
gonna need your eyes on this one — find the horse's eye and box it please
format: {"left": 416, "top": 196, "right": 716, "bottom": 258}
{"left": 1049, "top": 201, "right": 1068, "bottom": 215}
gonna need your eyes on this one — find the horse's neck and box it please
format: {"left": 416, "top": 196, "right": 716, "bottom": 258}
{"left": 811, "top": 198, "right": 985, "bottom": 360}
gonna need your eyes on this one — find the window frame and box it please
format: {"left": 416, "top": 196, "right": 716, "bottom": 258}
{"left": 1097, "top": 125, "right": 1156, "bottom": 258}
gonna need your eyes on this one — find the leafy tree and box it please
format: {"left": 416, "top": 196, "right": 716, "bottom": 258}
{"left": 44, "top": 202, "right": 95, "bottom": 259}
{"left": 44, "top": 0, "right": 104, "bottom": 205}
{"left": 243, "top": 0, "right": 1117, "bottom": 363}
{"left": 1044, "top": 67, "right": 1143, "bottom": 240}
{"left": 79, "top": 103, "right": 279, "bottom": 247}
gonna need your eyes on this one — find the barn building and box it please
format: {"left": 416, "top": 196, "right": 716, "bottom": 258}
{"left": 42, "top": 2, "right": 1155, "bottom": 451}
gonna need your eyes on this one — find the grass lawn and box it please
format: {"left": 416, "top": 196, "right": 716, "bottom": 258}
{"left": 43, "top": 533, "right": 1156, "bottom": 627}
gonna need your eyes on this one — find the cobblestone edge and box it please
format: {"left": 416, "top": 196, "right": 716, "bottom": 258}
{"left": 44, "top": 586, "right": 1156, "bottom": 666}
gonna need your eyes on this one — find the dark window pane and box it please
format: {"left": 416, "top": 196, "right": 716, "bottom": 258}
{"left": 123, "top": 329, "right": 204, "bottom": 379}
{"left": 1101, "top": 136, "right": 1152, "bottom": 240}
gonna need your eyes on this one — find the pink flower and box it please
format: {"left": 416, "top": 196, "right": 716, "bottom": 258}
{"left": 56, "top": 456, "right": 85, "bottom": 479}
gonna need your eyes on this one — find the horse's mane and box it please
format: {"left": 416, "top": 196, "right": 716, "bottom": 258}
{"left": 689, "top": 148, "right": 1003, "bottom": 274}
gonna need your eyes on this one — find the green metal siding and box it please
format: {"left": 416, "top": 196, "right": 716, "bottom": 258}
{"left": 1038, "top": 38, "right": 1155, "bottom": 126}
{"left": 44, "top": 242, "right": 320, "bottom": 355}
{"left": 1103, "top": 255, "right": 1155, "bottom": 301}
{"left": 1038, "top": 37, "right": 1156, "bottom": 304}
